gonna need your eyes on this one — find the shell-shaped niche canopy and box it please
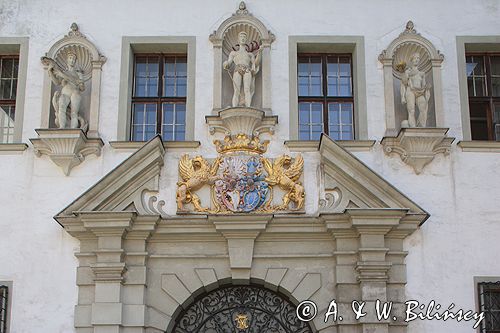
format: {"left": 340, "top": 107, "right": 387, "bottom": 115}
{"left": 392, "top": 42, "right": 432, "bottom": 80}
{"left": 210, "top": 1, "right": 275, "bottom": 55}
{"left": 222, "top": 23, "right": 262, "bottom": 57}
{"left": 54, "top": 44, "right": 94, "bottom": 81}
{"left": 380, "top": 20, "right": 443, "bottom": 79}
{"left": 45, "top": 23, "right": 105, "bottom": 81}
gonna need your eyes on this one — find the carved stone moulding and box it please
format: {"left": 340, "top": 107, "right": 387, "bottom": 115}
{"left": 30, "top": 129, "right": 103, "bottom": 176}
{"left": 206, "top": 107, "right": 277, "bottom": 136}
{"left": 381, "top": 127, "right": 454, "bottom": 174}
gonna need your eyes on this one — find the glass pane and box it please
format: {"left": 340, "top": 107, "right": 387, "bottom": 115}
{"left": 176, "top": 61, "right": 187, "bottom": 76}
{"left": 176, "top": 108, "right": 186, "bottom": 124}
{"left": 474, "top": 77, "right": 486, "bottom": 96}
{"left": 11, "top": 79, "right": 17, "bottom": 99}
{"left": 147, "top": 61, "right": 159, "bottom": 77}
{"left": 146, "top": 104, "right": 157, "bottom": 124}
{"left": 328, "top": 103, "right": 340, "bottom": 125}
{"left": 162, "top": 124, "right": 174, "bottom": 141}
{"left": 311, "top": 103, "right": 323, "bottom": 123}
{"left": 13, "top": 59, "right": 19, "bottom": 78}
{"left": 164, "top": 78, "right": 175, "bottom": 97}
{"left": 299, "top": 124, "right": 310, "bottom": 140}
{"left": 341, "top": 103, "right": 353, "bottom": 123}
{"left": 133, "top": 104, "right": 144, "bottom": 124}
{"left": 163, "top": 106, "right": 174, "bottom": 124}
{"left": 135, "top": 60, "right": 147, "bottom": 77}
{"left": 341, "top": 126, "right": 353, "bottom": 140}
{"left": 1, "top": 59, "right": 13, "bottom": 78}
{"left": 164, "top": 59, "right": 175, "bottom": 76}
{"left": 327, "top": 62, "right": 339, "bottom": 77}
{"left": 177, "top": 77, "right": 187, "bottom": 97}
{"left": 339, "top": 77, "right": 351, "bottom": 96}
{"left": 144, "top": 125, "right": 156, "bottom": 141}
{"left": 175, "top": 125, "right": 186, "bottom": 141}
{"left": 298, "top": 62, "right": 308, "bottom": 76}
{"left": 147, "top": 78, "right": 158, "bottom": 97}
{"left": 132, "top": 125, "right": 144, "bottom": 141}
{"left": 134, "top": 77, "right": 146, "bottom": 97}
{"left": 311, "top": 125, "right": 323, "bottom": 140}
{"left": 327, "top": 79, "right": 338, "bottom": 96}
{"left": 309, "top": 58, "right": 322, "bottom": 77}
{"left": 492, "top": 77, "right": 500, "bottom": 97}
{"left": 338, "top": 57, "right": 351, "bottom": 76}
{"left": 299, "top": 108, "right": 309, "bottom": 124}
{"left": 310, "top": 76, "right": 322, "bottom": 96}
{"left": 298, "top": 77, "right": 308, "bottom": 96}
{"left": 0, "top": 79, "right": 10, "bottom": 99}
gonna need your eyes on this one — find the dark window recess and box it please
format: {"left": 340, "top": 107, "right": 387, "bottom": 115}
{"left": 0, "top": 56, "right": 19, "bottom": 143}
{"left": 478, "top": 282, "right": 500, "bottom": 333}
{"left": 466, "top": 54, "right": 500, "bottom": 140}
{"left": 131, "top": 54, "right": 187, "bottom": 141}
{"left": 0, "top": 285, "right": 8, "bottom": 333}
{"left": 298, "top": 54, "right": 354, "bottom": 141}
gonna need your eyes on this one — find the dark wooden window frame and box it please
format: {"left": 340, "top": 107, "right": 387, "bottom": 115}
{"left": 297, "top": 53, "right": 355, "bottom": 139}
{"left": 466, "top": 52, "right": 500, "bottom": 141}
{"left": 0, "top": 285, "right": 8, "bottom": 333}
{"left": 131, "top": 53, "right": 187, "bottom": 141}
{"left": 0, "top": 55, "right": 19, "bottom": 143}
{"left": 478, "top": 281, "right": 500, "bottom": 333}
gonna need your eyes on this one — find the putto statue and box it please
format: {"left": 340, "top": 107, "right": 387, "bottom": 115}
{"left": 400, "top": 52, "right": 431, "bottom": 127}
{"left": 41, "top": 52, "right": 87, "bottom": 130}
{"left": 223, "top": 31, "right": 262, "bottom": 107}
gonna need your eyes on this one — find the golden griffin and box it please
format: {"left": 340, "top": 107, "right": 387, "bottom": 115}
{"left": 262, "top": 154, "right": 305, "bottom": 210}
{"left": 176, "top": 155, "right": 222, "bottom": 212}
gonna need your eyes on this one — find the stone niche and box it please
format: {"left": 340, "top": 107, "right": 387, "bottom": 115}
{"left": 30, "top": 23, "right": 105, "bottom": 175}
{"left": 379, "top": 21, "right": 454, "bottom": 174}
{"left": 209, "top": 1, "right": 275, "bottom": 114}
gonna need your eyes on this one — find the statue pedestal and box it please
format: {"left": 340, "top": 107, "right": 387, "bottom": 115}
{"left": 30, "top": 129, "right": 103, "bottom": 175}
{"left": 381, "top": 128, "right": 454, "bottom": 174}
{"left": 205, "top": 107, "right": 277, "bottom": 137}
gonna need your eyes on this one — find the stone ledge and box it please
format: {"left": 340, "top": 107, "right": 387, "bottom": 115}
{"left": 109, "top": 140, "right": 200, "bottom": 151}
{"left": 457, "top": 140, "right": 500, "bottom": 152}
{"left": 0, "top": 143, "right": 29, "bottom": 153}
{"left": 285, "top": 140, "right": 375, "bottom": 152}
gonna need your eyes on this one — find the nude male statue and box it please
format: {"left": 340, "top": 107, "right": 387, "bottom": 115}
{"left": 43, "top": 52, "right": 86, "bottom": 129}
{"left": 223, "top": 31, "right": 262, "bottom": 107}
{"left": 400, "top": 52, "right": 431, "bottom": 127}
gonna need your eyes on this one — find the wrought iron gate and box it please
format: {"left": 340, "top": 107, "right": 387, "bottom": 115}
{"left": 170, "top": 285, "right": 314, "bottom": 333}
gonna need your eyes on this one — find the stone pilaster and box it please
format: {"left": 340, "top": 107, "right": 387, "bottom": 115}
{"left": 81, "top": 212, "right": 136, "bottom": 333}
{"left": 350, "top": 209, "right": 407, "bottom": 333}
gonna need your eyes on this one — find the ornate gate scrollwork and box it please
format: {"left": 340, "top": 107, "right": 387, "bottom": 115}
{"left": 170, "top": 285, "right": 314, "bottom": 333}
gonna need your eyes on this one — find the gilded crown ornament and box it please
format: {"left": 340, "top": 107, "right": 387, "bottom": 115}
{"left": 214, "top": 133, "right": 268, "bottom": 154}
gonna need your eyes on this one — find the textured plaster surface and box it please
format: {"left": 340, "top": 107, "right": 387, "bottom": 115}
{"left": 0, "top": 0, "right": 499, "bottom": 332}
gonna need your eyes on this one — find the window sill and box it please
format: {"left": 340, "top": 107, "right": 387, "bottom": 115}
{"left": 109, "top": 140, "right": 200, "bottom": 151}
{"left": 0, "top": 143, "right": 29, "bottom": 154}
{"left": 457, "top": 140, "right": 500, "bottom": 152}
{"left": 285, "top": 140, "right": 375, "bottom": 152}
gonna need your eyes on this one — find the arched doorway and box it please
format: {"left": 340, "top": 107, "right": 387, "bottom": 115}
{"left": 169, "top": 284, "right": 314, "bottom": 333}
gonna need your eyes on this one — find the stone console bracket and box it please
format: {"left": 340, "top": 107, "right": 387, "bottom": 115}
{"left": 381, "top": 127, "right": 454, "bottom": 174}
{"left": 30, "top": 128, "right": 103, "bottom": 175}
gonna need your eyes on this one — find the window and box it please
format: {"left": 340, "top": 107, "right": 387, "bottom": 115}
{"left": 297, "top": 54, "right": 354, "bottom": 141}
{"left": 0, "top": 56, "right": 19, "bottom": 143}
{"left": 0, "top": 285, "right": 8, "bottom": 333}
{"left": 131, "top": 54, "right": 187, "bottom": 141}
{"left": 478, "top": 281, "right": 500, "bottom": 333}
{"left": 466, "top": 53, "right": 500, "bottom": 141}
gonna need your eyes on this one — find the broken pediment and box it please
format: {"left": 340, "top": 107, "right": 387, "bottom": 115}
{"left": 318, "top": 135, "right": 428, "bottom": 225}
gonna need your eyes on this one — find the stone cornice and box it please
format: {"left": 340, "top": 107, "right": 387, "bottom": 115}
{"left": 457, "top": 140, "right": 500, "bottom": 152}
{"left": 285, "top": 140, "right": 375, "bottom": 152}
{"left": 109, "top": 140, "right": 200, "bottom": 151}
{"left": 0, "top": 143, "right": 28, "bottom": 153}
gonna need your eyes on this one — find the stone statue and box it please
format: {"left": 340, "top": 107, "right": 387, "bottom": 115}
{"left": 400, "top": 52, "right": 431, "bottom": 127}
{"left": 42, "top": 52, "right": 87, "bottom": 130}
{"left": 223, "top": 31, "right": 262, "bottom": 107}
